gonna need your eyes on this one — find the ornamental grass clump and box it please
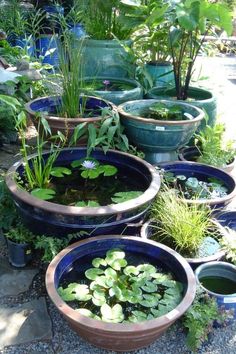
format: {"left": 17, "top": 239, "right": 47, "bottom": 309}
{"left": 150, "top": 188, "right": 219, "bottom": 257}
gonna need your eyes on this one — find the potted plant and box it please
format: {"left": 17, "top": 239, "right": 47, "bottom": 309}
{"left": 76, "top": 0, "right": 134, "bottom": 78}
{"left": 80, "top": 76, "right": 143, "bottom": 105}
{"left": 5, "top": 223, "right": 34, "bottom": 267}
{"left": 179, "top": 123, "right": 236, "bottom": 173}
{"left": 159, "top": 161, "right": 236, "bottom": 209}
{"left": 65, "top": 0, "right": 86, "bottom": 39}
{"left": 45, "top": 235, "right": 196, "bottom": 351}
{"left": 141, "top": 188, "right": 226, "bottom": 270}
{"left": 118, "top": 99, "right": 204, "bottom": 164}
{"left": 147, "top": 0, "right": 232, "bottom": 129}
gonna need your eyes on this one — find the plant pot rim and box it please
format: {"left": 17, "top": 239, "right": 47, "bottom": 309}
{"left": 195, "top": 261, "right": 236, "bottom": 297}
{"left": 178, "top": 146, "right": 235, "bottom": 173}
{"left": 158, "top": 161, "right": 236, "bottom": 206}
{"left": 141, "top": 219, "right": 226, "bottom": 265}
{"left": 82, "top": 38, "right": 132, "bottom": 47}
{"left": 148, "top": 86, "right": 214, "bottom": 102}
{"left": 5, "top": 147, "right": 160, "bottom": 216}
{"left": 45, "top": 234, "right": 196, "bottom": 331}
{"left": 25, "top": 95, "right": 115, "bottom": 123}
{"left": 6, "top": 237, "right": 30, "bottom": 246}
{"left": 118, "top": 99, "right": 205, "bottom": 126}
{"left": 146, "top": 61, "right": 172, "bottom": 66}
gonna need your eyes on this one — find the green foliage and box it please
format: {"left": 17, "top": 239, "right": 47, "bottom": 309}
{"left": 111, "top": 191, "right": 142, "bottom": 203}
{"left": 148, "top": 103, "right": 185, "bottom": 121}
{"left": 220, "top": 227, "right": 236, "bottom": 265}
{"left": 195, "top": 123, "right": 236, "bottom": 168}
{"left": 150, "top": 187, "right": 220, "bottom": 257}
{"left": 183, "top": 288, "right": 227, "bottom": 351}
{"left": 5, "top": 222, "right": 34, "bottom": 244}
{"left": 71, "top": 159, "right": 118, "bottom": 180}
{"left": 58, "top": 248, "right": 183, "bottom": 323}
{"left": 0, "top": 176, "right": 19, "bottom": 231}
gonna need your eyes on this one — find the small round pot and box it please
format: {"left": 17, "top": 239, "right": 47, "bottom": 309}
{"left": 195, "top": 261, "right": 236, "bottom": 320}
{"left": 25, "top": 95, "right": 114, "bottom": 142}
{"left": 6, "top": 238, "right": 32, "bottom": 267}
{"left": 141, "top": 220, "right": 225, "bottom": 270}
{"left": 80, "top": 77, "right": 143, "bottom": 105}
{"left": 35, "top": 35, "right": 60, "bottom": 66}
{"left": 145, "top": 61, "right": 174, "bottom": 88}
{"left": 46, "top": 235, "right": 196, "bottom": 352}
{"left": 146, "top": 86, "right": 217, "bottom": 130}
{"left": 6, "top": 148, "right": 160, "bottom": 237}
{"left": 118, "top": 99, "right": 204, "bottom": 164}
{"left": 179, "top": 146, "right": 235, "bottom": 174}
{"left": 159, "top": 161, "right": 236, "bottom": 210}
{"left": 214, "top": 210, "right": 236, "bottom": 230}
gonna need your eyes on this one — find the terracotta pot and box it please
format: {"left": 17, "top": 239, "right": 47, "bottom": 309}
{"left": 178, "top": 146, "right": 235, "bottom": 174}
{"left": 45, "top": 235, "right": 196, "bottom": 351}
{"left": 141, "top": 220, "right": 226, "bottom": 270}
{"left": 25, "top": 95, "right": 114, "bottom": 142}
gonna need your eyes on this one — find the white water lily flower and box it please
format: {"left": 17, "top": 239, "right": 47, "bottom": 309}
{"left": 82, "top": 160, "right": 96, "bottom": 169}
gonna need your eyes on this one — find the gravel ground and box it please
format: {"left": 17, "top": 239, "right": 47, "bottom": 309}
{"left": 1, "top": 54, "right": 236, "bottom": 354}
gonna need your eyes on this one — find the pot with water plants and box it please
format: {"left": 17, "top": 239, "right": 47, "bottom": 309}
{"left": 195, "top": 261, "right": 236, "bottom": 320}
{"left": 118, "top": 99, "right": 204, "bottom": 164}
{"left": 159, "top": 161, "right": 236, "bottom": 210}
{"left": 140, "top": 188, "right": 226, "bottom": 270}
{"left": 45, "top": 235, "right": 196, "bottom": 351}
{"left": 79, "top": 77, "right": 143, "bottom": 105}
{"left": 5, "top": 147, "right": 160, "bottom": 237}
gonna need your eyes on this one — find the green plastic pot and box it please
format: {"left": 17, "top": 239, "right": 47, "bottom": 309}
{"left": 81, "top": 39, "right": 133, "bottom": 78}
{"left": 147, "top": 86, "right": 217, "bottom": 130}
{"left": 145, "top": 61, "right": 174, "bottom": 88}
{"left": 81, "top": 77, "right": 143, "bottom": 105}
{"left": 118, "top": 99, "right": 204, "bottom": 164}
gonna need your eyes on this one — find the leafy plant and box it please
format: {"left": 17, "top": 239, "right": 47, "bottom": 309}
{"left": 195, "top": 123, "right": 236, "bottom": 168}
{"left": 150, "top": 187, "right": 221, "bottom": 257}
{"left": 148, "top": 103, "right": 186, "bottom": 121}
{"left": 0, "top": 176, "right": 19, "bottom": 231}
{"left": 71, "top": 158, "right": 117, "bottom": 179}
{"left": 111, "top": 191, "right": 142, "bottom": 203}
{"left": 220, "top": 227, "right": 236, "bottom": 265}
{"left": 58, "top": 248, "right": 183, "bottom": 323}
{"left": 182, "top": 288, "right": 228, "bottom": 352}
{"left": 5, "top": 222, "right": 35, "bottom": 244}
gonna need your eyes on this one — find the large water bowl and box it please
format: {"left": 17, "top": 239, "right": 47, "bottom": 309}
{"left": 159, "top": 161, "right": 236, "bottom": 210}
{"left": 118, "top": 99, "right": 204, "bottom": 164}
{"left": 46, "top": 235, "right": 196, "bottom": 351}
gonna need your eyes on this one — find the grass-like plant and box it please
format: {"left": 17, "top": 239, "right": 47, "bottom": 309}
{"left": 150, "top": 187, "right": 219, "bottom": 256}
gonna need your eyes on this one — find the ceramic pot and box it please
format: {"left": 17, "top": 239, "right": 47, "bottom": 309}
{"left": 7, "top": 238, "right": 32, "bottom": 267}
{"left": 145, "top": 61, "right": 174, "bottom": 88}
{"left": 46, "top": 235, "right": 196, "bottom": 351}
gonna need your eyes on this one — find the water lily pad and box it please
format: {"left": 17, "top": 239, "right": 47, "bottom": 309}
{"left": 31, "top": 188, "right": 56, "bottom": 200}
{"left": 85, "top": 268, "right": 104, "bottom": 280}
{"left": 111, "top": 191, "right": 142, "bottom": 204}
{"left": 92, "top": 257, "right": 107, "bottom": 268}
{"left": 101, "top": 303, "right": 124, "bottom": 323}
{"left": 123, "top": 265, "right": 140, "bottom": 276}
{"left": 50, "top": 166, "right": 71, "bottom": 177}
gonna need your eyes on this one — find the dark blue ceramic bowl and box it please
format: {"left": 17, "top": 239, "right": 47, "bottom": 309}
{"left": 215, "top": 210, "right": 236, "bottom": 230}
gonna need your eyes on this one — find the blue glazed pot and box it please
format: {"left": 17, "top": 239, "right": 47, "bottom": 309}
{"left": 7, "top": 238, "right": 32, "bottom": 268}
{"left": 145, "top": 61, "right": 174, "bottom": 88}
{"left": 46, "top": 235, "right": 196, "bottom": 351}
{"left": 195, "top": 261, "right": 236, "bottom": 321}
{"left": 6, "top": 148, "right": 160, "bottom": 237}
{"left": 36, "top": 35, "right": 59, "bottom": 67}
{"left": 159, "top": 161, "right": 236, "bottom": 210}
{"left": 215, "top": 211, "right": 236, "bottom": 230}
{"left": 81, "top": 39, "right": 134, "bottom": 78}
{"left": 118, "top": 99, "right": 204, "bottom": 164}
{"left": 81, "top": 77, "right": 143, "bottom": 105}
{"left": 68, "top": 23, "right": 86, "bottom": 39}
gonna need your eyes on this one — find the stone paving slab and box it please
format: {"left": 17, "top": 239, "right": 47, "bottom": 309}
{"left": 0, "top": 258, "right": 38, "bottom": 297}
{"left": 0, "top": 298, "right": 52, "bottom": 350}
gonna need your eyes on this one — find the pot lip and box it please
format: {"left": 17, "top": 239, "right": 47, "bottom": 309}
{"left": 82, "top": 38, "right": 132, "bottom": 46}
{"left": 195, "top": 261, "right": 236, "bottom": 298}
{"left": 148, "top": 86, "right": 214, "bottom": 102}
{"left": 118, "top": 99, "right": 205, "bottom": 126}
{"left": 140, "top": 219, "right": 226, "bottom": 264}
{"left": 158, "top": 161, "right": 236, "bottom": 206}
{"left": 45, "top": 235, "right": 196, "bottom": 332}
{"left": 5, "top": 147, "right": 161, "bottom": 216}
{"left": 81, "top": 76, "right": 143, "bottom": 91}
{"left": 145, "top": 61, "right": 172, "bottom": 67}
{"left": 25, "top": 95, "right": 115, "bottom": 123}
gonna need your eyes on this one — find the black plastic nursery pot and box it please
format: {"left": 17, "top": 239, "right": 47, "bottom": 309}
{"left": 7, "top": 239, "right": 33, "bottom": 268}
{"left": 5, "top": 148, "right": 160, "bottom": 237}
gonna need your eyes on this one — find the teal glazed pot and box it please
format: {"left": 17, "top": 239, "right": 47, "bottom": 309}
{"left": 118, "top": 99, "right": 204, "bottom": 164}
{"left": 81, "top": 77, "right": 143, "bottom": 105}
{"left": 145, "top": 61, "right": 174, "bottom": 88}
{"left": 195, "top": 262, "right": 236, "bottom": 321}
{"left": 147, "top": 86, "right": 217, "bottom": 130}
{"left": 81, "top": 39, "right": 134, "bottom": 78}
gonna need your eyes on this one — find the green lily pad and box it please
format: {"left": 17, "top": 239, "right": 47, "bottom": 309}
{"left": 85, "top": 268, "right": 104, "bottom": 280}
{"left": 31, "top": 188, "right": 56, "bottom": 200}
{"left": 111, "top": 191, "right": 142, "bottom": 204}
{"left": 50, "top": 166, "right": 71, "bottom": 177}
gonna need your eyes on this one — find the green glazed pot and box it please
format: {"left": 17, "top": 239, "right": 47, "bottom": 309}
{"left": 147, "top": 86, "right": 217, "bottom": 130}
{"left": 145, "top": 61, "right": 174, "bottom": 88}
{"left": 81, "top": 77, "right": 143, "bottom": 105}
{"left": 118, "top": 99, "right": 204, "bottom": 164}
{"left": 81, "top": 39, "right": 134, "bottom": 78}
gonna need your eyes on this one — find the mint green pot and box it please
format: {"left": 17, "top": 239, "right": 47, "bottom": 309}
{"left": 81, "top": 39, "right": 133, "bottom": 78}
{"left": 145, "top": 61, "right": 174, "bottom": 88}
{"left": 118, "top": 99, "right": 205, "bottom": 164}
{"left": 147, "top": 86, "right": 217, "bottom": 130}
